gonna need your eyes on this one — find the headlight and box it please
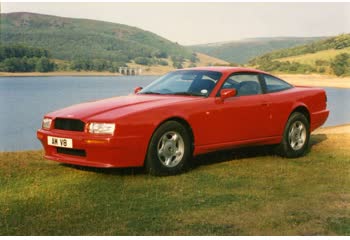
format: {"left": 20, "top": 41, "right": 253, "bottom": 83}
{"left": 42, "top": 118, "right": 52, "bottom": 129}
{"left": 88, "top": 123, "right": 115, "bottom": 134}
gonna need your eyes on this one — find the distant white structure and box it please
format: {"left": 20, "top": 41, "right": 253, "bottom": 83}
{"left": 119, "top": 67, "right": 142, "bottom": 75}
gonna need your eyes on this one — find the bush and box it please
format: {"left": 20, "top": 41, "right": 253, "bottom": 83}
{"left": 152, "top": 51, "right": 168, "bottom": 59}
{"left": 173, "top": 62, "right": 183, "bottom": 69}
{"left": 134, "top": 57, "right": 151, "bottom": 65}
{"left": 315, "top": 59, "right": 329, "bottom": 66}
{"left": 35, "top": 57, "right": 55, "bottom": 72}
{"left": 331, "top": 53, "right": 350, "bottom": 76}
{"left": 190, "top": 53, "right": 199, "bottom": 63}
{"left": 158, "top": 59, "right": 168, "bottom": 66}
{"left": 318, "top": 67, "right": 326, "bottom": 73}
{"left": 255, "top": 58, "right": 315, "bottom": 74}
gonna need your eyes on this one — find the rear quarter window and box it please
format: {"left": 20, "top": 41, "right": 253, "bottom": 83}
{"left": 263, "top": 74, "right": 293, "bottom": 93}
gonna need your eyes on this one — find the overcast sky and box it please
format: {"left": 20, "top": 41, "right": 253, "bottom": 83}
{"left": 2, "top": 2, "right": 350, "bottom": 45}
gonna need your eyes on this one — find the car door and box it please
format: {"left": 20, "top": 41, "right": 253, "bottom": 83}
{"left": 210, "top": 73, "right": 272, "bottom": 144}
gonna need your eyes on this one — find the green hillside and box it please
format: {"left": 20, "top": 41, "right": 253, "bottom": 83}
{"left": 0, "top": 12, "right": 193, "bottom": 64}
{"left": 249, "top": 34, "right": 350, "bottom": 76}
{"left": 190, "top": 37, "right": 325, "bottom": 64}
{"left": 277, "top": 47, "right": 350, "bottom": 65}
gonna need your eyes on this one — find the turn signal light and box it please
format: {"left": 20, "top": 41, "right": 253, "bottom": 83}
{"left": 84, "top": 139, "right": 108, "bottom": 144}
{"left": 37, "top": 132, "right": 44, "bottom": 140}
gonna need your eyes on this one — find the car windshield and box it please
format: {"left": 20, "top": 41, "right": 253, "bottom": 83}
{"left": 139, "top": 70, "right": 222, "bottom": 97}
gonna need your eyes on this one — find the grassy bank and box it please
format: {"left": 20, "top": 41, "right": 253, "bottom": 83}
{"left": 0, "top": 133, "right": 349, "bottom": 235}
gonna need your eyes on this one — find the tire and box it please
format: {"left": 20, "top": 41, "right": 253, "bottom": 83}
{"left": 276, "top": 112, "right": 310, "bottom": 158}
{"left": 145, "top": 121, "right": 192, "bottom": 176}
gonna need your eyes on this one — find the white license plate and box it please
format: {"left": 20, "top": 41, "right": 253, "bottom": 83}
{"left": 48, "top": 136, "right": 73, "bottom": 148}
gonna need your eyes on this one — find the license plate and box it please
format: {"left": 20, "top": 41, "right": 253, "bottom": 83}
{"left": 48, "top": 136, "right": 73, "bottom": 148}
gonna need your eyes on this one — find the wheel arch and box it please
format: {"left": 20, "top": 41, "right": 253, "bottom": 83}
{"left": 276, "top": 104, "right": 311, "bottom": 158}
{"left": 155, "top": 117, "right": 195, "bottom": 149}
{"left": 290, "top": 105, "right": 310, "bottom": 123}
{"left": 143, "top": 116, "right": 195, "bottom": 167}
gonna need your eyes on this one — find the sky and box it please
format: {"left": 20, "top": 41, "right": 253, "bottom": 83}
{"left": 2, "top": 2, "right": 350, "bottom": 45}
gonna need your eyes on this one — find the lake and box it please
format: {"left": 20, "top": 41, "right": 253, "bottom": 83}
{"left": 0, "top": 76, "right": 349, "bottom": 151}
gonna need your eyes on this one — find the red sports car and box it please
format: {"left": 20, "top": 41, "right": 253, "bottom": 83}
{"left": 37, "top": 67, "right": 329, "bottom": 175}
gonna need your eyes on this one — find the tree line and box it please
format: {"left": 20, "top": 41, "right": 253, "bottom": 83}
{"left": 0, "top": 45, "right": 55, "bottom": 72}
{"left": 70, "top": 58, "right": 126, "bottom": 72}
{"left": 2, "top": 44, "right": 348, "bottom": 76}
{"left": 0, "top": 45, "right": 127, "bottom": 73}
{"left": 250, "top": 52, "right": 350, "bottom": 76}
{"left": 0, "top": 45, "right": 202, "bottom": 73}
{"left": 250, "top": 34, "right": 350, "bottom": 64}
{"left": 247, "top": 34, "right": 350, "bottom": 76}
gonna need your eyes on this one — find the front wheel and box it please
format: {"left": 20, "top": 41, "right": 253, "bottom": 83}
{"left": 276, "top": 112, "right": 310, "bottom": 158}
{"left": 145, "top": 121, "right": 192, "bottom": 176}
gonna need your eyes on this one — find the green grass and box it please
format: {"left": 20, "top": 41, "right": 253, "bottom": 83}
{"left": 0, "top": 133, "right": 349, "bottom": 235}
{"left": 277, "top": 47, "right": 350, "bottom": 65}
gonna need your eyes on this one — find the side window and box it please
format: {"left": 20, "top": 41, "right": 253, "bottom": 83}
{"left": 222, "top": 74, "right": 262, "bottom": 96}
{"left": 264, "top": 74, "right": 292, "bottom": 93}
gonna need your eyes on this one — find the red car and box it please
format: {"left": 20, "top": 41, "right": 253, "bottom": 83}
{"left": 37, "top": 67, "right": 329, "bottom": 175}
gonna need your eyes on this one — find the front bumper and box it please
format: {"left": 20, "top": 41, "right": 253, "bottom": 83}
{"left": 37, "top": 129, "right": 147, "bottom": 168}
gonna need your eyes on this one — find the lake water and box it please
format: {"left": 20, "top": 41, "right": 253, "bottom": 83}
{"left": 0, "top": 76, "right": 349, "bottom": 151}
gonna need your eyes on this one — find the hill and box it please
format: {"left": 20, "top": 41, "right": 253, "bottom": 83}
{"left": 0, "top": 12, "right": 193, "bottom": 64}
{"left": 277, "top": 47, "right": 350, "bottom": 66}
{"left": 189, "top": 37, "right": 326, "bottom": 64}
{"left": 128, "top": 52, "right": 230, "bottom": 75}
{"left": 249, "top": 34, "right": 350, "bottom": 76}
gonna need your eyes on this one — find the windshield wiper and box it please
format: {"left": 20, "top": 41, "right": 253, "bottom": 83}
{"left": 140, "top": 91, "right": 162, "bottom": 95}
{"left": 172, "top": 92, "right": 206, "bottom": 97}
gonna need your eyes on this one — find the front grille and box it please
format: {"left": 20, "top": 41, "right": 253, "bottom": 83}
{"left": 57, "top": 147, "right": 86, "bottom": 157}
{"left": 54, "top": 118, "right": 85, "bottom": 132}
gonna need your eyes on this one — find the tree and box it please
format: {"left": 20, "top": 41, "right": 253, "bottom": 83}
{"left": 173, "top": 62, "right": 183, "bottom": 69}
{"left": 35, "top": 57, "right": 54, "bottom": 72}
{"left": 190, "top": 53, "right": 198, "bottom": 63}
{"left": 331, "top": 53, "right": 350, "bottom": 76}
{"left": 0, "top": 45, "right": 55, "bottom": 72}
{"left": 152, "top": 50, "right": 168, "bottom": 59}
{"left": 134, "top": 57, "right": 151, "bottom": 65}
{"left": 158, "top": 59, "right": 168, "bottom": 66}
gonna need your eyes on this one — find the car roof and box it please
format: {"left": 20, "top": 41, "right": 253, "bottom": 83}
{"left": 179, "top": 66, "right": 268, "bottom": 75}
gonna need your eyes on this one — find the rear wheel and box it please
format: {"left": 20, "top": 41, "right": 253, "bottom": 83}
{"left": 276, "top": 112, "right": 310, "bottom": 158}
{"left": 145, "top": 121, "right": 192, "bottom": 176}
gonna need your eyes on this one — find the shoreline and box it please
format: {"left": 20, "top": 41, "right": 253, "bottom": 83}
{"left": 1, "top": 123, "right": 349, "bottom": 153}
{"left": 0, "top": 71, "right": 164, "bottom": 77}
{"left": 277, "top": 74, "right": 350, "bottom": 89}
{"left": 1, "top": 71, "right": 349, "bottom": 88}
{"left": 0, "top": 71, "right": 123, "bottom": 77}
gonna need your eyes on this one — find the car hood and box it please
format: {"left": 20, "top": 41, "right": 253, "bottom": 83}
{"left": 47, "top": 94, "right": 196, "bottom": 120}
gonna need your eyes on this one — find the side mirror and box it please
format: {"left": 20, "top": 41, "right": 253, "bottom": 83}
{"left": 134, "top": 86, "right": 143, "bottom": 94}
{"left": 220, "top": 89, "right": 237, "bottom": 101}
